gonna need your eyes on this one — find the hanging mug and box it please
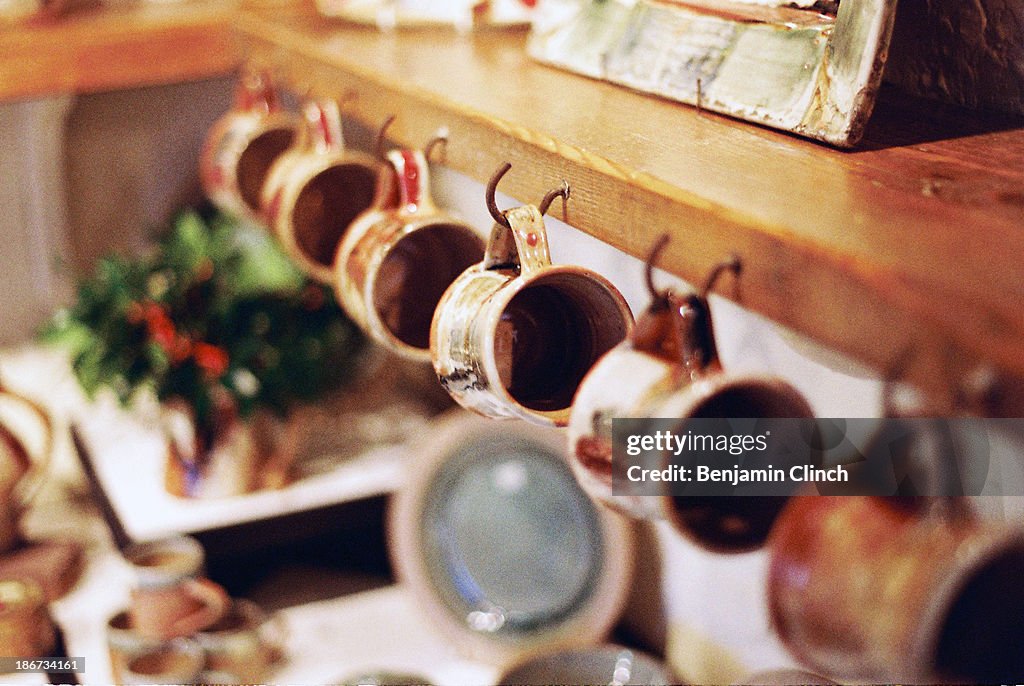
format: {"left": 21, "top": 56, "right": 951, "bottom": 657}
{"left": 200, "top": 68, "right": 300, "bottom": 223}
{"left": 0, "top": 381, "right": 53, "bottom": 554}
{"left": 431, "top": 163, "right": 633, "bottom": 426}
{"left": 261, "top": 98, "right": 389, "bottom": 283}
{"left": 334, "top": 133, "right": 484, "bottom": 360}
{"left": 567, "top": 242, "right": 814, "bottom": 552}
{"left": 767, "top": 496, "right": 1024, "bottom": 683}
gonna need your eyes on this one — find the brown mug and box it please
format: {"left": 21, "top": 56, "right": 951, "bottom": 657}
{"left": 194, "top": 598, "right": 286, "bottom": 682}
{"left": 0, "top": 382, "right": 53, "bottom": 553}
{"left": 767, "top": 496, "right": 1024, "bottom": 683}
{"left": 431, "top": 166, "right": 633, "bottom": 426}
{"left": 123, "top": 535, "right": 229, "bottom": 641}
{"left": 567, "top": 261, "right": 813, "bottom": 553}
{"left": 261, "top": 98, "right": 387, "bottom": 283}
{"left": 106, "top": 610, "right": 167, "bottom": 683}
{"left": 200, "top": 69, "right": 300, "bottom": 223}
{"left": 335, "top": 144, "right": 484, "bottom": 360}
{"left": 119, "top": 637, "right": 205, "bottom": 685}
{"left": 0, "top": 579, "right": 55, "bottom": 659}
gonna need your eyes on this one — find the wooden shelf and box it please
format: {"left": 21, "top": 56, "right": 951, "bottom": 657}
{"left": 0, "top": 0, "right": 240, "bottom": 101}
{"left": 242, "top": 9, "right": 1021, "bottom": 412}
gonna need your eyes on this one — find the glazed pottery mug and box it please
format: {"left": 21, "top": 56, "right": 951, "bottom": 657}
{"left": 122, "top": 535, "right": 229, "bottom": 640}
{"left": 767, "top": 496, "right": 1024, "bottom": 683}
{"left": 0, "top": 579, "right": 55, "bottom": 659}
{"left": 261, "top": 98, "right": 388, "bottom": 283}
{"left": 194, "top": 599, "right": 287, "bottom": 682}
{"left": 567, "top": 256, "right": 814, "bottom": 552}
{"left": 119, "top": 637, "right": 205, "bottom": 685}
{"left": 431, "top": 165, "right": 633, "bottom": 426}
{"left": 0, "top": 382, "right": 53, "bottom": 553}
{"left": 335, "top": 143, "right": 484, "bottom": 360}
{"left": 200, "top": 68, "right": 300, "bottom": 223}
{"left": 106, "top": 610, "right": 167, "bottom": 683}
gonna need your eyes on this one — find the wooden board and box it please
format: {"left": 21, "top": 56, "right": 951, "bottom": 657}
{"left": 0, "top": 1, "right": 239, "bottom": 101}
{"left": 242, "top": 9, "right": 1024, "bottom": 413}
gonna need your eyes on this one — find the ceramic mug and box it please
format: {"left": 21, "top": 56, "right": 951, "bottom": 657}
{"left": 431, "top": 192, "right": 632, "bottom": 426}
{"left": 767, "top": 496, "right": 1024, "bottom": 683}
{"left": 106, "top": 610, "right": 167, "bottom": 683}
{"left": 122, "top": 535, "right": 229, "bottom": 640}
{"left": 567, "top": 277, "right": 814, "bottom": 553}
{"left": 194, "top": 599, "right": 286, "bottom": 683}
{"left": 0, "top": 383, "right": 53, "bottom": 553}
{"left": 200, "top": 69, "right": 300, "bottom": 223}
{"left": 261, "top": 98, "right": 389, "bottom": 283}
{"left": 0, "top": 579, "right": 55, "bottom": 659}
{"left": 335, "top": 146, "right": 484, "bottom": 360}
{"left": 119, "top": 637, "right": 205, "bottom": 685}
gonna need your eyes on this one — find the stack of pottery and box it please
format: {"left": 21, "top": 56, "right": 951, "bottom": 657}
{"left": 108, "top": 535, "right": 284, "bottom": 685}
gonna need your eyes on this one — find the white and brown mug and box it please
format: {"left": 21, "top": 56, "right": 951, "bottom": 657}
{"left": 200, "top": 68, "right": 300, "bottom": 223}
{"left": 106, "top": 610, "right": 168, "bottom": 683}
{"left": 430, "top": 163, "right": 633, "bottom": 426}
{"left": 768, "top": 496, "right": 1024, "bottom": 683}
{"left": 119, "top": 637, "right": 205, "bottom": 686}
{"left": 194, "top": 598, "right": 286, "bottom": 683}
{"left": 0, "top": 382, "right": 53, "bottom": 553}
{"left": 122, "top": 535, "right": 229, "bottom": 641}
{"left": 334, "top": 138, "right": 484, "bottom": 360}
{"left": 567, "top": 249, "right": 813, "bottom": 552}
{"left": 261, "top": 98, "right": 388, "bottom": 283}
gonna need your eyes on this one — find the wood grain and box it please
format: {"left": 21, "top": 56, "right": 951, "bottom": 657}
{"left": 0, "top": 1, "right": 239, "bottom": 101}
{"left": 247, "top": 9, "right": 1024, "bottom": 412}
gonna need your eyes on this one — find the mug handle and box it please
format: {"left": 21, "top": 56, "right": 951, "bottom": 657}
{"left": 168, "top": 578, "right": 230, "bottom": 638}
{"left": 482, "top": 204, "right": 551, "bottom": 276}
{"left": 301, "top": 99, "right": 344, "bottom": 156}
{"left": 0, "top": 384, "right": 53, "bottom": 513}
{"left": 386, "top": 149, "right": 436, "bottom": 215}
{"left": 235, "top": 68, "right": 280, "bottom": 115}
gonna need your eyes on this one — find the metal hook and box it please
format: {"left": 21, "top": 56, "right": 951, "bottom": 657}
{"left": 538, "top": 179, "right": 570, "bottom": 217}
{"left": 486, "top": 161, "right": 513, "bottom": 228}
{"left": 700, "top": 254, "right": 742, "bottom": 298}
{"left": 424, "top": 128, "right": 449, "bottom": 162}
{"left": 375, "top": 114, "right": 396, "bottom": 160}
{"left": 643, "top": 235, "right": 672, "bottom": 303}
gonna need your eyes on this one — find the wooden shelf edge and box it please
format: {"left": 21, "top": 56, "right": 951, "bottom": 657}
{"left": 0, "top": 2, "right": 241, "bottom": 102}
{"left": 235, "top": 12, "right": 1024, "bottom": 414}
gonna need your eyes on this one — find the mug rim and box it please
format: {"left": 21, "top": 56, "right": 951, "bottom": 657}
{"left": 355, "top": 210, "right": 485, "bottom": 362}
{"left": 472, "top": 264, "right": 634, "bottom": 426}
{"left": 269, "top": 150, "right": 384, "bottom": 284}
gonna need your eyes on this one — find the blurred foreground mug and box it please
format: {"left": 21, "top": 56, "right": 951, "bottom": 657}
{"left": 123, "top": 535, "right": 228, "bottom": 640}
{"left": 194, "top": 598, "right": 286, "bottom": 682}
{"left": 768, "top": 496, "right": 1024, "bottom": 682}
{"left": 0, "top": 579, "right": 55, "bottom": 658}
{"left": 119, "top": 638, "right": 204, "bottom": 685}
{"left": 335, "top": 146, "right": 484, "bottom": 360}
{"left": 106, "top": 610, "right": 167, "bottom": 683}
{"left": 568, "top": 275, "right": 813, "bottom": 553}
{"left": 432, "top": 202, "right": 632, "bottom": 426}
{"left": 200, "top": 69, "right": 299, "bottom": 223}
{"left": 261, "top": 98, "right": 388, "bottom": 283}
{"left": 0, "top": 383, "right": 53, "bottom": 553}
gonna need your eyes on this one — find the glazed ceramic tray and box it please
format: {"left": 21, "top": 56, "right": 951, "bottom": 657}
{"left": 528, "top": 0, "right": 899, "bottom": 147}
{"left": 313, "top": 0, "right": 547, "bottom": 29}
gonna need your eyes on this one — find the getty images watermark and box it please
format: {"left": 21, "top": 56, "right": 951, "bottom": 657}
{"left": 610, "top": 418, "right": 1020, "bottom": 497}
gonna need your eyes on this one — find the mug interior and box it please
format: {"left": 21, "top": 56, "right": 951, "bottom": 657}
{"left": 237, "top": 128, "right": 295, "bottom": 213}
{"left": 495, "top": 273, "right": 629, "bottom": 413}
{"left": 292, "top": 163, "right": 379, "bottom": 269}
{"left": 372, "top": 223, "right": 484, "bottom": 350}
{"left": 669, "top": 381, "right": 811, "bottom": 553}
{"left": 934, "top": 542, "right": 1024, "bottom": 681}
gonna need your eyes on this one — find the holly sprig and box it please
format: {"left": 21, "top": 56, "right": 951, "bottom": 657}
{"left": 43, "top": 209, "right": 364, "bottom": 434}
